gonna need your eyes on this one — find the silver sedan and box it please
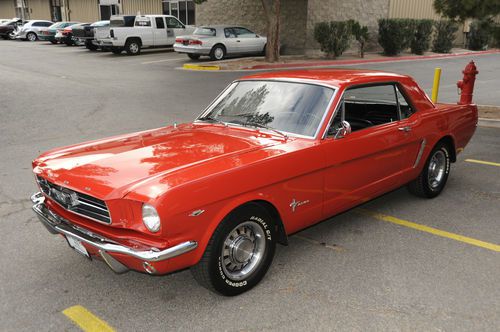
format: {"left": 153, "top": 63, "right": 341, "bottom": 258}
{"left": 15, "top": 20, "right": 53, "bottom": 41}
{"left": 174, "top": 25, "right": 267, "bottom": 60}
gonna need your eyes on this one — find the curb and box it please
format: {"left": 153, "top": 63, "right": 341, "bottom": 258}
{"left": 246, "top": 49, "right": 500, "bottom": 70}
{"left": 183, "top": 63, "right": 220, "bottom": 71}
{"left": 478, "top": 118, "right": 500, "bottom": 128}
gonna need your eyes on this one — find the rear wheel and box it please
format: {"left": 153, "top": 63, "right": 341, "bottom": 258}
{"left": 187, "top": 53, "right": 200, "bottom": 60}
{"left": 191, "top": 203, "right": 276, "bottom": 296}
{"left": 26, "top": 32, "right": 37, "bottom": 41}
{"left": 125, "top": 39, "right": 141, "bottom": 55}
{"left": 209, "top": 44, "right": 226, "bottom": 61}
{"left": 407, "top": 141, "right": 451, "bottom": 198}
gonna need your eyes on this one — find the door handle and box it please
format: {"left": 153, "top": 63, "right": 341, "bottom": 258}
{"left": 398, "top": 126, "right": 411, "bottom": 132}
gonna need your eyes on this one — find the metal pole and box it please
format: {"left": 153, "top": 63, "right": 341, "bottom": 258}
{"left": 431, "top": 68, "right": 442, "bottom": 103}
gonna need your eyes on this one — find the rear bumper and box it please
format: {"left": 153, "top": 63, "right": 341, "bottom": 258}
{"left": 31, "top": 192, "right": 198, "bottom": 274}
{"left": 173, "top": 44, "right": 211, "bottom": 55}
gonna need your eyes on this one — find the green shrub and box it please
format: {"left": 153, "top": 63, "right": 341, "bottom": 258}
{"left": 411, "top": 19, "right": 433, "bottom": 55}
{"left": 493, "top": 24, "right": 500, "bottom": 47}
{"left": 432, "top": 20, "right": 458, "bottom": 53}
{"left": 378, "top": 18, "right": 414, "bottom": 55}
{"left": 468, "top": 19, "right": 492, "bottom": 50}
{"left": 314, "top": 21, "right": 352, "bottom": 58}
{"left": 349, "top": 20, "right": 369, "bottom": 58}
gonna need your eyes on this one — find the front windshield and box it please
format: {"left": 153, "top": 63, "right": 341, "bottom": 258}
{"left": 203, "top": 80, "right": 334, "bottom": 137}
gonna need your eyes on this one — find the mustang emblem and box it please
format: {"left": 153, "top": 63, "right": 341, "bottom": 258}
{"left": 50, "top": 188, "right": 79, "bottom": 207}
{"left": 290, "top": 198, "right": 310, "bottom": 212}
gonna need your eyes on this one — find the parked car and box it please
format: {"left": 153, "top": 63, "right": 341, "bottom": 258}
{"left": 96, "top": 14, "right": 195, "bottom": 55}
{"left": 55, "top": 23, "right": 88, "bottom": 45}
{"left": 0, "top": 18, "right": 24, "bottom": 40}
{"left": 174, "top": 25, "right": 267, "bottom": 60}
{"left": 72, "top": 20, "right": 109, "bottom": 51}
{"left": 39, "top": 22, "right": 79, "bottom": 44}
{"left": 30, "top": 69, "right": 477, "bottom": 296}
{"left": 15, "top": 20, "right": 53, "bottom": 41}
{"left": 0, "top": 19, "right": 11, "bottom": 24}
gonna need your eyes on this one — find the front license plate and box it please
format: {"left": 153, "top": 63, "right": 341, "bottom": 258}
{"left": 66, "top": 236, "right": 90, "bottom": 258}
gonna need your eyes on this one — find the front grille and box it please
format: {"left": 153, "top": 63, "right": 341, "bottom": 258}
{"left": 36, "top": 175, "right": 111, "bottom": 224}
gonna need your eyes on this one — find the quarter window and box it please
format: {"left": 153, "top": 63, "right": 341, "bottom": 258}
{"left": 135, "top": 18, "right": 151, "bottom": 27}
{"left": 396, "top": 85, "right": 415, "bottom": 119}
{"left": 224, "top": 28, "right": 236, "bottom": 38}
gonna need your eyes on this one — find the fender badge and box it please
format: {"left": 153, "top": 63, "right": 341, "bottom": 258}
{"left": 290, "top": 199, "right": 310, "bottom": 212}
{"left": 189, "top": 209, "right": 205, "bottom": 217}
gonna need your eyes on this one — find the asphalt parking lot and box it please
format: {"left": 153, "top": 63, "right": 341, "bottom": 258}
{"left": 1, "top": 41, "right": 499, "bottom": 331}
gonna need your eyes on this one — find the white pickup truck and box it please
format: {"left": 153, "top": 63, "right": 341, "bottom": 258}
{"left": 97, "top": 15, "right": 195, "bottom": 55}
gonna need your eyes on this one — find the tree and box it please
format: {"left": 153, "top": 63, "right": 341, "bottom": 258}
{"left": 194, "top": 0, "right": 281, "bottom": 62}
{"left": 433, "top": 0, "right": 500, "bottom": 20}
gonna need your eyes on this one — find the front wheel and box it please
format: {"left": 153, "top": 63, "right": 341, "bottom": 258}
{"left": 26, "top": 32, "right": 37, "bottom": 41}
{"left": 407, "top": 141, "right": 451, "bottom": 198}
{"left": 191, "top": 203, "right": 276, "bottom": 296}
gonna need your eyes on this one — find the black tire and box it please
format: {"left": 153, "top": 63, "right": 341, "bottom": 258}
{"left": 191, "top": 203, "right": 276, "bottom": 296}
{"left": 50, "top": 40, "right": 58, "bottom": 44}
{"left": 26, "top": 32, "right": 37, "bottom": 41}
{"left": 1, "top": 35, "right": 8, "bottom": 40}
{"left": 111, "top": 47, "right": 122, "bottom": 54}
{"left": 125, "top": 39, "right": 141, "bottom": 55}
{"left": 187, "top": 53, "right": 200, "bottom": 60}
{"left": 261, "top": 43, "right": 267, "bottom": 56}
{"left": 85, "top": 40, "right": 98, "bottom": 51}
{"left": 407, "top": 141, "right": 451, "bottom": 198}
{"left": 209, "top": 44, "right": 226, "bottom": 61}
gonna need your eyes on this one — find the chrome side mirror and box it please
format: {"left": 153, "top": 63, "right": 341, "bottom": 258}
{"left": 335, "top": 120, "right": 351, "bottom": 139}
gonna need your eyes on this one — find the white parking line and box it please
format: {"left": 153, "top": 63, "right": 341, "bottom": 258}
{"left": 141, "top": 57, "right": 186, "bottom": 65}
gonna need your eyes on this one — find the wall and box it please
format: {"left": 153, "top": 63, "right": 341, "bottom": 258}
{"left": 305, "top": 0, "right": 391, "bottom": 54}
{"left": 67, "top": 0, "right": 99, "bottom": 22}
{"left": 122, "top": 0, "right": 162, "bottom": 16}
{"left": 0, "top": 0, "right": 16, "bottom": 18}
{"left": 28, "top": 0, "right": 51, "bottom": 20}
{"left": 195, "top": 0, "right": 308, "bottom": 54}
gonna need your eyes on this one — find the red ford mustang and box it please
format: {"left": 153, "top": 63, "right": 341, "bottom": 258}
{"left": 31, "top": 69, "right": 477, "bottom": 295}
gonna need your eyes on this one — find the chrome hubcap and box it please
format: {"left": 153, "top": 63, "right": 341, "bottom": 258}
{"left": 130, "top": 43, "right": 139, "bottom": 53}
{"left": 221, "top": 221, "right": 265, "bottom": 281}
{"left": 428, "top": 150, "right": 446, "bottom": 189}
{"left": 214, "top": 48, "right": 224, "bottom": 59}
{"left": 28, "top": 34, "right": 35, "bottom": 41}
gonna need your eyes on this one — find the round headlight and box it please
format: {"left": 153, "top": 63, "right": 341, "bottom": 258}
{"left": 142, "top": 204, "right": 161, "bottom": 233}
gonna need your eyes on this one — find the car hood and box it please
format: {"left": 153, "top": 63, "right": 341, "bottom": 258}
{"left": 33, "top": 123, "right": 285, "bottom": 200}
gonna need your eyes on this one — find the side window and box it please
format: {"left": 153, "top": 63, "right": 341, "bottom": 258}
{"left": 396, "top": 85, "right": 415, "bottom": 119}
{"left": 41, "top": 22, "right": 52, "bottom": 27}
{"left": 332, "top": 84, "right": 400, "bottom": 133}
{"left": 155, "top": 17, "right": 165, "bottom": 29}
{"left": 166, "top": 17, "right": 184, "bottom": 29}
{"left": 233, "top": 27, "right": 255, "bottom": 38}
{"left": 224, "top": 28, "right": 236, "bottom": 38}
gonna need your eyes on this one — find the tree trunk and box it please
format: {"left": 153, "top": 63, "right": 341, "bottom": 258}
{"left": 261, "top": 0, "right": 280, "bottom": 62}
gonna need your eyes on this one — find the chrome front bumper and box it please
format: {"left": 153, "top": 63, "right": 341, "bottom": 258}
{"left": 31, "top": 192, "right": 197, "bottom": 273}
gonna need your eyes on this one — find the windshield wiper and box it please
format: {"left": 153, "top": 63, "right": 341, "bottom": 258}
{"left": 244, "top": 121, "right": 288, "bottom": 140}
{"left": 197, "top": 116, "right": 226, "bottom": 125}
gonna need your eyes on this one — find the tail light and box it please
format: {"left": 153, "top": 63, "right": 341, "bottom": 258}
{"left": 175, "top": 38, "right": 184, "bottom": 43}
{"left": 189, "top": 39, "right": 202, "bottom": 45}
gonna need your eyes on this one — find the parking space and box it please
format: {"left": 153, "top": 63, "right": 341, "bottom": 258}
{"left": 1, "top": 41, "right": 499, "bottom": 331}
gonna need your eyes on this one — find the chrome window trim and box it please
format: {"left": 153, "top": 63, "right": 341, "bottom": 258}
{"left": 195, "top": 78, "right": 338, "bottom": 140}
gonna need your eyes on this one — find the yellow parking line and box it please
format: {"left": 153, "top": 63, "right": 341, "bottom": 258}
{"left": 63, "top": 305, "right": 115, "bottom": 332}
{"left": 465, "top": 159, "right": 500, "bottom": 167}
{"left": 359, "top": 210, "right": 500, "bottom": 252}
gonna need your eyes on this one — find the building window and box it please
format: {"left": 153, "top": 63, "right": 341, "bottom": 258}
{"left": 50, "top": 0, "right": 62, "bottom": 22}
{"left": 162, "top": 0, "right": 195, "bottom": 25}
